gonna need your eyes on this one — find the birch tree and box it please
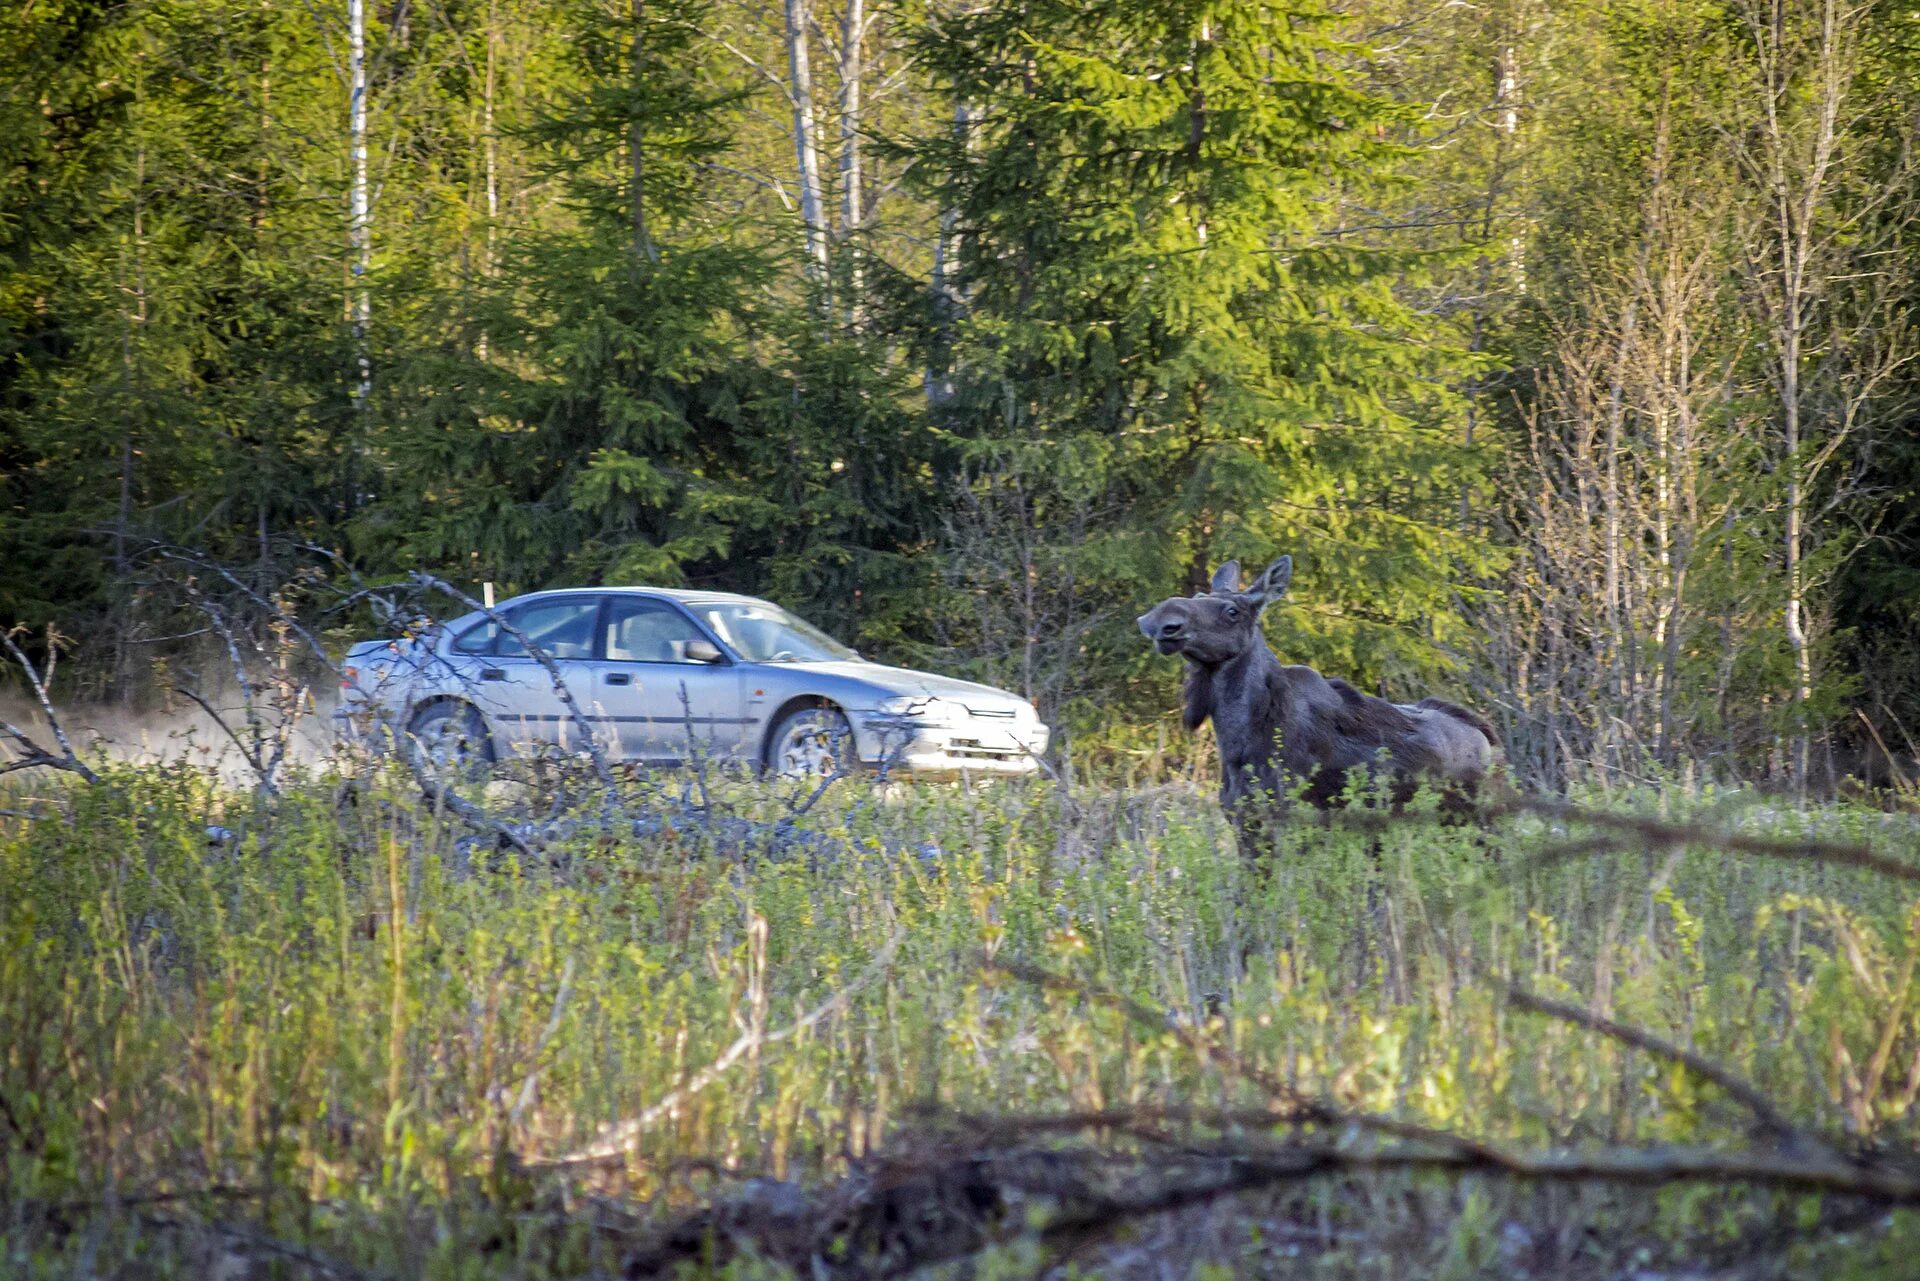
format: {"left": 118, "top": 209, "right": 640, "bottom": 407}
{"left": 348, "top": 0, "right": 372, "bottom": 415}
{"left": 1488, "top": 114, "right": 1758, "bottom": 781}
{"left": 784, "top": 0, "right": 830, "bottom": 290}
{"left": 836, "top": 0, "right": 867, "bottom": 320}
{"left": 1727, "top": 0, "right": 1914, "bottom": 790}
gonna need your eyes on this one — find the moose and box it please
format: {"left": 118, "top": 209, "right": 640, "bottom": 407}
{"left": 1138, "top": 556, "right": 1496, "bottom": 845}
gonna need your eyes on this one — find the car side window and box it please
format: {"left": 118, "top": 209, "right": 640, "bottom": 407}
{"left": 452, "top": 620, "right": 498, "bottom": 655}
{"left": 497, "top": 599, "right": 597, "bottom": 660}
{"left": 604, "top": 598, "right": 711, "bottom": 663}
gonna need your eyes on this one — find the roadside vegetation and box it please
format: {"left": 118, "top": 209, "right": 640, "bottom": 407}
{"left": 6, "top": 760, "right": 1920, "bottom": 1278}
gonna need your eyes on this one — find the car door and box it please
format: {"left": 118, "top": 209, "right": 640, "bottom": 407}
{"left": 472, "top": 595, "right": 609, "bottom": 759}
{"left": 591, "top": 596, "right": 746, "bottom": 763}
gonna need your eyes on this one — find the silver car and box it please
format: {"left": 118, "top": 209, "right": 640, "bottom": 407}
{"left": 336, "top": 587, "right": 1051, "bottom": 777}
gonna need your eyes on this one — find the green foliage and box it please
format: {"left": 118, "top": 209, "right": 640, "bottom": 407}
{"left": 3, "top": 768, "right": 1919, "bottom": 1275}
{"left": 906, "top": 0, "right": 1499, "bottom": 699}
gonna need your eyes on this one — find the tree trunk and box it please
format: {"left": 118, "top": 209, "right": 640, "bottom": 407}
{"left": 1495, "top": 35, "right": 1525, "bottom": 294}
{"left": 478, "top": 0, "right": 499, "bottom": 355}
{"left": 1602, "top": 298, "right": 1638, "bottom": 767}
{"left": 345, "top": 0, "right": 371, "bottom": 519}
{"left": 1736, "top": 0, "right": 1853, "bottom": 794}
{"left": 630, "top": 0, "right": 658, "bottom": 264}
{"left": 926, "top": 101, "right": 971, "bottom": 406}
{"left": 837, "top": 0, "right": 864, "bottom": 323}
{"left": 117, "top": 139, "right": 146, "bottom": 581}
{"left": 784, "top": 0, "right": 829, "bottom": 292}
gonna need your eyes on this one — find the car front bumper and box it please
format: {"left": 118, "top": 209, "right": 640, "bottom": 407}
{"left": 858, "top": 713, "right": 1051, "bottom": 777}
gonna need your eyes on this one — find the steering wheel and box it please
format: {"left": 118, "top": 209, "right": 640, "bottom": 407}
{"left": 768, "top": 649, "right": 799, "bottom": 664}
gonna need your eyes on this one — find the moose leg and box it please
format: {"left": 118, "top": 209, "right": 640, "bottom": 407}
{"left": 1437, "top": 776, "right": 1481, "bottom": 826}
{"left": 1438, "top": 776, "right": 1502, "bottom": 863}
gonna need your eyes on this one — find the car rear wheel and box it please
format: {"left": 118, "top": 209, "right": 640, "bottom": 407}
{"left": 766, "top": 706, "right": 855, "bottom": 779}
{"left": 407, "top": 701, "right": 494, "bottom": 779}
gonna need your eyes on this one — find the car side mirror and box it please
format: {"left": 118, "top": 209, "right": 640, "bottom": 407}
{"left": 685, "top": 639, "right": 723, "bottom": 664}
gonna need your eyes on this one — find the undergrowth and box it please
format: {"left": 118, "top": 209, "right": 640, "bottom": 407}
{"left": 3, "top": 765, "right": 1920, "bottom": 1278}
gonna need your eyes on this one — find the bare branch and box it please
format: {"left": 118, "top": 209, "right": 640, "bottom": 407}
{"left": 535, "top": 931, "right": 901, "bottom": 1169}
{"left": 510, "top": 956, "right": 578, "bottom": 1128}
{"left": 0, "top": 626, "right": 100, "bottom": 784}
{"left": 1506, "top": 985, "right": 1799, "bottom": 1139}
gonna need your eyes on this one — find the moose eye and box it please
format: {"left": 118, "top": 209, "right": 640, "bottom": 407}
{"left": 1224, "top": 604, "right": 1240, "bottom": 620}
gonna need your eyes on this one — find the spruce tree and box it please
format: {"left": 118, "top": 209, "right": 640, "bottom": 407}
{"left": 369, "top": 0, "right": 774, "bottom": 592}
{"left": 908, "top": 0, "right": 1499, "bottom": 706}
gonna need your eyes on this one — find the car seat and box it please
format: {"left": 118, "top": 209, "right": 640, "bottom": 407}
{"left": 609, "top": 610, "right": 689, "bottom": 663}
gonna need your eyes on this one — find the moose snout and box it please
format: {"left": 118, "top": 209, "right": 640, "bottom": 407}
{"left": 1138, "top": 611, "right": 1185, "bottom": 649}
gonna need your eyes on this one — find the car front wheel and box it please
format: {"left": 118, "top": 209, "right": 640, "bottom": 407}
{"left": 766, "top": 706, "right": 855, "bottom": 779}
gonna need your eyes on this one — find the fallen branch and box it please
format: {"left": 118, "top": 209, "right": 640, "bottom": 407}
{"left": 536, "top": 932, "right": 901, "bottom": 1170}
{"left": 400, "top": 736, "right": 537, "bottom": 860}
{"left": 1503, "top": 794, "right": 1920, "bottom": 883}
{"left": 140, "top": 1213, "right": 391, "bottom": 1281}
{"left": 143, "top": 547, "right": 547, "bottom": 856}
{"left": 1506, "top": 985, "right": 1800, "bottom": 1141}
{"left": 979, "top": 955, "right": 1525, "bottom": 1166}
{"left": 1299, "top": 787, "right": 1920, "bottom": 885}
{"left": 180, "top": 583, "right": 282, "bottom": 794}
{"left": 1006, "top": 1139, "right": 1920, "bottom": 1272}
{"left": 168, "top": 682, "right": 280, "bottom": 795}
{"left": 621, "top": 1120, "right": 1920, "bottom": 1281}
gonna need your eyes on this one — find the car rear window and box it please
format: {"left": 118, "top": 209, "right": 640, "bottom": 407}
{"left": 452, "top": 620, "right": 498, "bottom": 654}
{"left": 497, "top": 599, "right": 597, "bottom": 660}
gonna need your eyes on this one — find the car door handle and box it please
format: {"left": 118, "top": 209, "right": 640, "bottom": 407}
{"left": 604, "top": 672, "right": 632, "bottom": 686}
{"left": 480, "top": 668, "right": 506, "bottom": 681}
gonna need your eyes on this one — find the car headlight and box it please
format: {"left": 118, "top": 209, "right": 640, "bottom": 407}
{"left": 876, "top": 695, "right": 942, "bottom": 716}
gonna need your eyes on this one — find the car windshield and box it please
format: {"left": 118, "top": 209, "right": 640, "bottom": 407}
{"left": 688, "top": 600, "right": 857, "bottom": 664}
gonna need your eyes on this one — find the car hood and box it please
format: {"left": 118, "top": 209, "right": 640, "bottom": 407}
{"left": 789, "top": 661, "right": 1034, "bottom": 715}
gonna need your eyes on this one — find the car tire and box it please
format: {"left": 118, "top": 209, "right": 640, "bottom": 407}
{"left": 407, "top": 701, "right": 494, "bottom": 779}
{"left": 765, "top": 706, "right": 855, "bottom": 779}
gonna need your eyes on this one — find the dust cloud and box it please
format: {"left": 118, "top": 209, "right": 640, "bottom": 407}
{"left": 0, "top": 687, "right": 345, "bottom": 785}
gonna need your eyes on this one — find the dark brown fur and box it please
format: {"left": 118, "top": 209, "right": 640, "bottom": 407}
{"left": 1139, "top": 557, "right": 1496, "bottom": 849}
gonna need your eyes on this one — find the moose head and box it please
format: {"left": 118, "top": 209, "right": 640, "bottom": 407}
{"left": 1135, "top": 556, "right": 1292, "bottom": 666}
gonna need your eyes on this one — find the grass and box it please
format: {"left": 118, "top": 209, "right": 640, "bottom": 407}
{"left": 4, "top": 762, "right": 1920, "bottom": 1277}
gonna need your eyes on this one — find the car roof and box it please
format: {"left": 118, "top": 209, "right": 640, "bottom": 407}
{"left": 507, "top": 586, "right": 773, "bottom": 608}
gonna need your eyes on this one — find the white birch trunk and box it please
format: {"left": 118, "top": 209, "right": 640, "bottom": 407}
{"left": 925, "top": 101, "right": 971, "bottom": 406}
{"left": 784, "top": 0, "right": 829, "bottom": 291}
{"left": 478, "top": 0, "right": 498, "bottom": 356}
{"left": 349, "top": 0, "right": 371, "bottom": 409}
{"left": 1495, "top": 38, "right": 1525, "bottom": 294}
{"left": 1738, "top": 0, "right": 1850, "bottom": 792}
{"left": 837, "top": 0, "right": 864, "bottom": 322}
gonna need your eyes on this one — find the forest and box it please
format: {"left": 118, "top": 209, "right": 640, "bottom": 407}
{"left": 5, "top": 0, "right": 1918, "bottom": 789}
{"left": 12, "top": 3, "right": 1920, "bottom": 1278}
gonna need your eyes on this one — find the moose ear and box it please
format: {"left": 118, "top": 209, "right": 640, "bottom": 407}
{"left": 1208, "top": 560, "right": 1243, "bottom": 594}
{"left": 1248, "top": 555, "right": 1292, "bottom": 606}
